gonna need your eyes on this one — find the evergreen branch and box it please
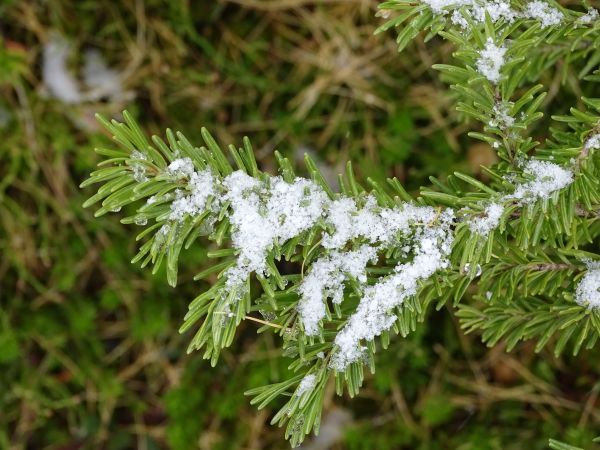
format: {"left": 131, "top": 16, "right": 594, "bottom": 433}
{"left": 81, "top": 2, "right": 600, "bottom": 445}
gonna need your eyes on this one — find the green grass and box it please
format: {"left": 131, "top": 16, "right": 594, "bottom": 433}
{"left": 1, "top": 1, "right": 599, "bottom": 449}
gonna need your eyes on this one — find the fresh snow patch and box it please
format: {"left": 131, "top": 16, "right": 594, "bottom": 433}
{"left": 465, "top": 159, "right": 573, "bottom": 236}
{"left": 423, "top": 0, "right": 564, "bottom": 28}
{"left": 423, "top": 0, "right": 516, "bottom": 24}
{"left": 83, "top": 49, "right": 126, "bottom": 101}
{"left": 223, "top": 172, "right": 328, "bottom": 288}
{"left": 508, "top": 159, "right": 573, "bottom": 201}
{"left": 421, "top": 0, "right": 470, "bottom": 14}
{"left": 523, "top": 1, "right": 563, "bottom": 27}
{"left": 575, "top": 268, "right": 600, "bottom": 309}
{"left": 472, "top": 0, "right": 517, "bottom": 23}
{"left": 167, "top": 157, "right": 196, "bottom": 179}
{"left": 578, "top": 8, "right": 599, "bottom": 24}
{"left": 43, "top": 34, "right": 129, "bottom": 104}
{"left": 164, "top": 158, "right": 219, "bottom": 221}
{"left": 476, "top": 38, "right": 507, "bottom": 84}
{"left": 298, "top": 246, "right": 378, "bottom": 335}
{"left": 297, "top": 374, "right": 317, "bottom": 396}
{"left": 468, "top": 203, "right": 503, "bottom": 236}
{"left": 169, "top": 170, "right": 216, "bottom": 221}
{"left": 585, "top": 134, "right": 600, "bottom": 150}
{"left": 329, "top": 210, "right": 455, "bottom": 370}
{"left": 323, "top": 197, "right": 446, "bottom": 250}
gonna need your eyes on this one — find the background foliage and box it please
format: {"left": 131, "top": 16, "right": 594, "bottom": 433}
{"left": 1, "top": 1, "right": 598, "bottom": 449}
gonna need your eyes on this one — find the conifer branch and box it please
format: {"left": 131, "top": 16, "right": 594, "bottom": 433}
{"left": 82, "top": 2, "right": 600, "bottom": 445}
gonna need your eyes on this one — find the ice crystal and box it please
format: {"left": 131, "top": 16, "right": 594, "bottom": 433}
{"left": 130, "top": 151, "right": 149, "bottom": 182}
{"left": 490, "top": 103, "right": 515, "bottom": 129}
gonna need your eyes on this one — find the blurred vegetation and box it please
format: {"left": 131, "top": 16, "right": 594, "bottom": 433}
{"left": 0, "top": 1, "right": 598, "bottom": 449}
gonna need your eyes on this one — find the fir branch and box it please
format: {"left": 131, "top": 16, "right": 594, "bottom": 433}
{"left": 82, "top": 2, "right": 600, "bottom": 445}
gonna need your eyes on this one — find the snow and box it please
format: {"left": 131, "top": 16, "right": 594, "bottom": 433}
{"left": 223, "top": 172, "right": 328, "bottom": 289}
{"left": 329, "top": 210, "right": 455, "bottom": 370}
{"left": 126, "top": 145, "right": 577, "bottom": 370}
{"left": 422, "top": 0, "right": 470, "bottom": 14}
{"left": 472, "top": 0, "right": 517, "bottom": 23}
{"left": 323, "top": 196, "right": 444, "bottom": 250}
{"left": 168, "top": 169, "right": 216, "bottom": 221}
{"left": 523, "top": 1, "right": 563, "bottom": 27}
{"left": 476, "top": 38, "right": 507, "bottom": 84}
{"left": 166, "top": 157, "right": 196, "bottom": 179}
{"left": 321, "top": 198, "right": 359, "bottom": 249}
{"left": 489, "top": 103, "right": 515, "bottom": 129}
{"left": 575, "top": 268, "right": 600, "bottom": 309}
{"left": 296, "top": 374, "right": 318, "bottom": 396}
{"left": 585, "top": 134, "right": 600, "bottom": 151}
{"left": 468, "top": 202, "right": 503, "bottom": 236}
{"left": 578, "top": 8, "right": 599, "bottom": 24}
{"left": 422, "top": 0, "right": 563, "bottom": 28}
{"left": 423, "top": 0, "right": 517, "bottom": 24}
{"left": 465, "top": 159, "right": 573, "bottom": 236}
{"left": 508, "top": 159, "right": 573, "bottom": 202}
{"left": 298, "top": 246, "right": 378, "bottom": 335}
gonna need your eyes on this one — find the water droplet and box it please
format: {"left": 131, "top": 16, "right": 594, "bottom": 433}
{"left": 464, "top": 263, "right": 482, "bottom": 277}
